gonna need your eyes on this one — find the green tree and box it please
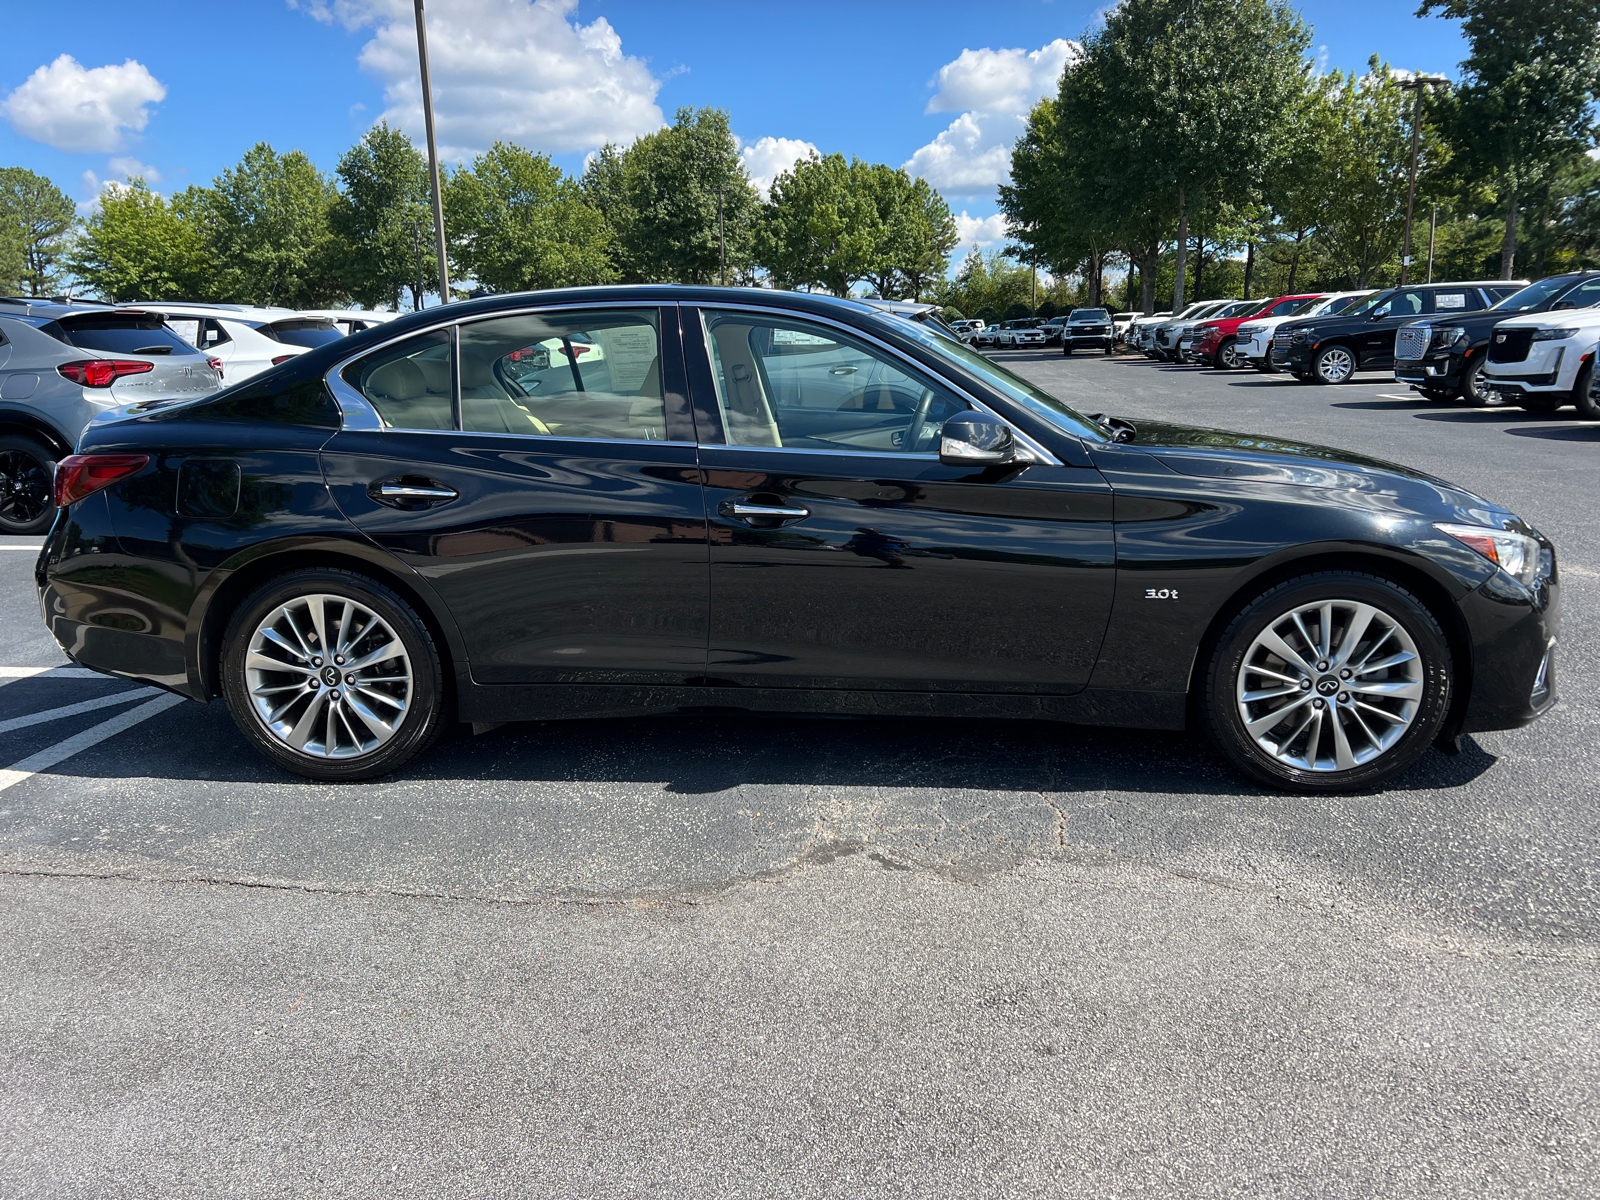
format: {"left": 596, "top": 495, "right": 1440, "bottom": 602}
{"left": 0, "top": 168, "right": 76, "bottom": 294}
{"left": 65, "top": 179, "right": 213, "bottom": 302}
{"left": 0, "top": 221, "right": 22, "bottom": 293}
{"left": 444, "top": 142, "right": 613, "bottom": 293}
{"left": 1079, "top": 0, "right": 1312, "bottom": 310}
{"left": 759, "top": 152, "right": 881, "bottom": 295}
{"left": 331, "top": 122, "right": 434, "bottom": 310}
{"left": 194, "top": 143, "right": 344, "bottom": 306}
{"left": 855, "top": 165, "right": 958, "bottom": 300}
{"left": 583, "top": 108, "right": 759, "bottom": 284}
{"left": 1420, "top": 0, "right": 1600, "bottom": 277}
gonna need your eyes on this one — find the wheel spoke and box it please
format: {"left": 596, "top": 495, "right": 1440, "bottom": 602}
{"left": 1243, "top": 663, "right": 1303, "bottom": 686}
{"left": 258, "top": 628, "right": 309, "bottom": 664}
{"left": 345, "top": 639, "right": 405, "bottom": 672}
{"left": 1259, "top": 629, "right": 1316, "bottom": 677}
{"left": 1242, "top": 684, "right": 1302, "bottom": 703}
{"left": 1349, "top": 679, "right": 1423, "bottom": 700}
{"left": 345, "top": 690, "right": 398, "bottom": 736}
{"left": 1318, "top": 602, "right": 1334, "bottom": 659}
{"left": 1333, "top": 604, "right": 1378, "bottom": 667}
{"left": 286, "top": 690, "right": 329, "bottom": 751}
{"left": 307, "top": 597, "right": 331, "bottom": 661}
{"left": 334, "top": 603, "right": 355, "bottom": 658}
{"left": 1355, "top": 650, "right": 1416, "bottom": 675}
{"left": 1247, "top": 694, "right": 1311, "bottom": 736}
{"left": 1329, "top": 712, "right": 1359, "bottom": 770}
{"left": 247, "top": 650, "right": 315, "bottom": 676}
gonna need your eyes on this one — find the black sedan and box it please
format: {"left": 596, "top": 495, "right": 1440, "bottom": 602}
{"left": 36, "top": 287, "right": 1559, "bottom": 793}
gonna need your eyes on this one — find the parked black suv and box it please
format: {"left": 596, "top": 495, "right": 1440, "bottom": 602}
{"left": 1393, "top": 272, "right": 1600, "bottom": 405}
{"left": 1271, "top": 281, "right": 1524, "bottom": 384}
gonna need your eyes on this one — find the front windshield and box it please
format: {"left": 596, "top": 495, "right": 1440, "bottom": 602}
{"left": 1215, "top": 301, "right": 1256, "bottom": 318}
{"left": 1070, "top": 309, "right": 1109, "bottom": 320}
{"left": 1490, "top": 275, "right": 1582, "bottom": 312}
{"left": 881, "top": 314, "right": 1107, "bottom": 443}
{"left": 1334, "top": 292, "right": 1385, "bottom": 317}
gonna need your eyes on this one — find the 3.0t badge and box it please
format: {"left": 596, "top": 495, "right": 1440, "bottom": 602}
{"left": 1144, "top": 588, "right": 1178, "bottom": 600}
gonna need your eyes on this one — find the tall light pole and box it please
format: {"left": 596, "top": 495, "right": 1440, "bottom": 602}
{"left": 413, "top": 0, "right": 451, "bottom": 304}
{"left": 713, "top": 187, "right": 728, "bottom": 285}
{"left": 1398, "top": 74, "right": 1450, "bottom": 287}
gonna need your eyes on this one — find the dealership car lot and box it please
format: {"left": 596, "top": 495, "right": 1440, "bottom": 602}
{"left": 0, "top": 352, "right": 1595, "bottom": 1196}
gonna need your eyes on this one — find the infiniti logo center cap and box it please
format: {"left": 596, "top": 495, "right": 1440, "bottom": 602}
{"left": 1316, "top": 677, "right": 1340, "bottom": 695}
{"left": 322, "top": 666, "right": 342, "bottom": 687}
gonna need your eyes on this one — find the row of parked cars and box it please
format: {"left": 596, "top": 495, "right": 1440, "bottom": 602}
{"left": 0, "top": 297, "right": 398, "bottom": 535}
{"left": 1119, "top": 272, "right": 1600, "bottom": 419}
{"left": 955, "top": 311, "right": 1140, "bottom": 351}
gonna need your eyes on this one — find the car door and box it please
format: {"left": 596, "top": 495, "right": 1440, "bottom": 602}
{"left": 684, "top": 305, "right": 1115, "bottom": 693}
{"left": 319, "top": 304, "right": 710, "bottom": 685}
{"left": 1358, "top": 289, "right": 1428, "bottom": 365}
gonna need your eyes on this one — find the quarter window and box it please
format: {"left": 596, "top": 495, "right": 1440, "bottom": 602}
{"left": 457, "top": 309, "right": 664, "bottom": 439}
{"left": 341, "top": 330, "right": 454, "bottom": 431}
{"left": 699, "top": 311, "right": 969, "bottom": 453}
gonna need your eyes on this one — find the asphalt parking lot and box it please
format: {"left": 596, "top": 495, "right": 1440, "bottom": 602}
{"left": 2, "top": 354, "right": 1596, "bottom": 1197}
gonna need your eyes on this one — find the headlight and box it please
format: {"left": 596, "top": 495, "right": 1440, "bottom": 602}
{"left": 1236, "top": 324, "right": 1262, "bottom": 337}
{"left": 1532, "top": 327, "right": 1579, "bottom": 341}
{"left": 1291, "top": 327, "right": 1315, "bottom": 343}
{"left": 1431, "top": 325, "right": 1468, "bottom": 348}
{"left": 1436, "top": 522, "right": 1541, "bottom": 587}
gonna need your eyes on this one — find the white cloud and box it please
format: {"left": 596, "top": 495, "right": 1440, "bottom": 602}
{"left": 108, "top": 156, "right": 160, "bottom": 183}
{"left": 292, "top": 0, "right": 664, "bottom": 159}
{"left": 904, "top": 39, "right": 1078, "bottom": 195}
{"left": 953, "top": 211, "right": 1009, "bottom": 257}
{"left": 2, "top": 55, "right": 166, "bottom": 153}
{"left": 739, "top": 136, "right": 819, "bottom": 197}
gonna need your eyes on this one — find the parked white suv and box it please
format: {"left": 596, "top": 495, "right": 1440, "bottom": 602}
{"left": 1234, "top": 291, "right": 1372, "bottom": 372}
{"left": 298, "top": 308, "right": 399, "bottom": 338}
{"left": 128, "top": 304, "right": 328, "bottom": 384}
{"left": 1480, "top": 307, "right": 1600, "bottom": 415}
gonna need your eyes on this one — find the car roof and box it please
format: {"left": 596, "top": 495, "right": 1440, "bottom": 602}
{"left": 123, "top": 302, "right": 306, "bottom": 323}
{"left": 0, "top": 296, "right": 117, "bottom": 320}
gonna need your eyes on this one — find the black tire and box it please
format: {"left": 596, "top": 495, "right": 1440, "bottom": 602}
{"left": 1418, "top": 387, "right": 1454, "bottom": 403}
{"left": 1104, "top": 345, "right": 1114, "bottom": 355}
{"left": 1311, "top": 343, "right": 1357, "bottom": 385}
{"left": 1572, "top": 360, "right": 1600, "bottom": 420}
{"left": 0, "top": 433, "right": 58, "bottom": 536}
{"left": 1516, "top": 392, "right": 1562, "bottom": 413}
{"left": 1255, "top": 362, "right": 1281, "bottom": 374}
{"left": 1201, "top": 571, "right": 1453, "bottom": 793}
{"left": 221, "top": 567, "right": 447, "bottom": 781}
{"left": 1290, "top": 370, "right": 1314, "bottom": 383}
{"left": 1458, "top": 356, "right": 1494, "bottom": 407}
{"left": 1062, "top": 346, "right": 1073, "bottom": 357}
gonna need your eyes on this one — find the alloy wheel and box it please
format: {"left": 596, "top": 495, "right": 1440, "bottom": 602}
{"left": 1234, "top": 599, "right": 1423, "bottom": 772}
{"left": 1314, "top": 346, "right": 1355, "bottom": 384}
{"left": 1219, "top": 339, "right": 1245, "bottom": 369}
{"left": 0, "top": 449, "right": 51, "bottom": 532}
{"left": 244, "top": 592, "right": 412, "bottom": 759}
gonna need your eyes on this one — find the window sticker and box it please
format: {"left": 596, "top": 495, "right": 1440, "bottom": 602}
{"left": 1436, "top": 293, "right": 1466, "bottom": 309}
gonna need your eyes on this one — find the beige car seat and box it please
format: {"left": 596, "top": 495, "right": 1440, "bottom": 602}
{"left": 365, "top": 358, "right": 451, "bottom": 429}
{"left": 460, "top": 351, "right": 550, "bottom": 435}
{"left": 706, "top": 323, "right": 781, "bottom": 446}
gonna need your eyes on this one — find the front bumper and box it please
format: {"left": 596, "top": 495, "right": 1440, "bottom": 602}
{"left": 1394, "top": 353, "right": 1465, "bottom": 388}
{"left": 1066, "top": 335, "right": 1112, "bottom": 350}
{"left": 1481, "top": 341, "right": 1579, "bottom": 392}
{"left": 1457, "top": 556, "right": 1561, "bottom": 734}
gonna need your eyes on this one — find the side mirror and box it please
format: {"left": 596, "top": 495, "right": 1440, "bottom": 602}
{"left": 939, "top": 411, "right": 1015, "bottom": 466}
{"left": 1370, "top": 307, "right": 1390, "bottom": 320}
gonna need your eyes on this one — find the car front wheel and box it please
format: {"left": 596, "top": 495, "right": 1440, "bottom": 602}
{"left": 0, "top": 434, "right": 58, "bottom": 536}
{"left": 1217, "top": 337, "right": 1245, "bottom": 369}
{"left": 222, "top": 568, "right": 447, "bottom": 781}
{"left": 1311, "top": 344, "right": 1356, "bottom": 384}
{"left": 1202, "top": 572, "right": 1452, "bottom": 793}
{"left": 1572, "top": 360, "right": 1600, "bottom": 420}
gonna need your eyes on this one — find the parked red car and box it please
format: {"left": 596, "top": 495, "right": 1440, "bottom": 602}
{"left": 1190, "top": 294, "right": 1324, "bottom": 369}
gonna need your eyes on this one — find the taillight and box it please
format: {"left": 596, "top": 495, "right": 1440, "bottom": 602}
{"left": 57, "top": 360, "right": 155, "bottom": 388}
{"left": 271, "top": 354, "right": 296, "bottom": 365}
{"left": 53, "top": 454, "right": 149, "bottom": 508}
{"left": 208, "top": 356, "right": 224, "bottom": 379}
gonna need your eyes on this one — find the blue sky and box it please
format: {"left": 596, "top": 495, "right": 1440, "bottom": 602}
{"left": 1, "top": 0, "right": 1469, "bottom": 261}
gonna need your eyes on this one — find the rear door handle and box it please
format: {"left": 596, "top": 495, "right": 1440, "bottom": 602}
{"left": 371, "top": 478, "right": 459, "bottom": 508}
{"left": 718, "top": 498, "right": 810, "bottom": 523}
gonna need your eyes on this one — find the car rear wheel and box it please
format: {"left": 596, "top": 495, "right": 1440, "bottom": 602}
{"left": 0, "top": 434, "right": 58, "bottom": 536}
{"left": 222, "top": 568, "right": 447, "bottom": 781}
{"left": 1311, "top": 344, "right": 1356, "bottom": 385}
{"left": 1202, "top": 572, "right": 1452, "bottom": 793}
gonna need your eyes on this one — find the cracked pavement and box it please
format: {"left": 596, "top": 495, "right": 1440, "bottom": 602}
{"left": 1, "top": 355, "right": 1597, "bottom": 1197}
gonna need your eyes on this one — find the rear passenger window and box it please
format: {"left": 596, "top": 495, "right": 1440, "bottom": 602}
{"left": 341, "top": 330, "right": 453, "bottom": 430}
{"left": 457, "top": 309, "right": 664, "bottom": 440}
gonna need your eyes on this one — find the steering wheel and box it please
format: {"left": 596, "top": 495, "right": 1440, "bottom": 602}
{"left": 903, "top": 387, "right": 936, "bottom": 453}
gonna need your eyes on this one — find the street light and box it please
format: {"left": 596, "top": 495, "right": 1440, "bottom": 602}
{"left": 413, "top": 0, "right": 451, "bottom": 304}
{"left": 713, "top": 187, "right": 728, "bottom": 286}
{"left": 1398, "top": 73, "right": 1451, "bottom": 287}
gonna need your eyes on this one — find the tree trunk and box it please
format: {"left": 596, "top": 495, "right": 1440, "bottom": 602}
{"left": 1088, "top": 249, "right": 1103, "bottom": 306}
{"left": 1194, "top": 237, "right": 1204, "bottom": 301}
{"left": 1500, "top": 187, "right": 1518, "bottom": 279}
{"left": 1172, "top": 189, "right": 1189, "bottom": 310}
{"left": 1140, "top": 246, "right": 1159, "bottom": 314}
{"left": 1243, "top": 240, "right": 1255, "bottom": 301}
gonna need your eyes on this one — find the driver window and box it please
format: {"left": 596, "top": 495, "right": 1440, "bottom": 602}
{"left": 700, "top": 311, "right": 968, "bottom": 454}
{"left": 1559, "top": 278, "right": 1600, "bottom": 310}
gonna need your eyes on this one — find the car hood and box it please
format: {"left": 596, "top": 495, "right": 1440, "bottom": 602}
{"left": 1107, "top": 418, "right": 1508, "bottom": 516}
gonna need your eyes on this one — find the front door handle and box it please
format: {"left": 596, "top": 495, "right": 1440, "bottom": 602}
{"left": 371, "top": 477, "right": 459, "bottom": 508}
{"left": 718, "top": 498, "right": 810, "bottom": 523}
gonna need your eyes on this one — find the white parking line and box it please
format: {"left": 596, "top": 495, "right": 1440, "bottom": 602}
{"left": 0, "top": 687, "right": 159, "bottom": 735}
{"left": 0, "top": 693, "right": 185, "bottom": 794}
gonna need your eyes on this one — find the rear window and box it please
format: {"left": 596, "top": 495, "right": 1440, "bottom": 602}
{"left": 260, "top": 319, "right": 344, "bottom": 349}
{"left": 54, "top": 315, "right": 198, "bottom": 357}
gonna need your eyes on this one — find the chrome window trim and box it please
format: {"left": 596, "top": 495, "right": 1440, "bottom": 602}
{"left": 325, "top": 300, "right": 670, "bottom": 438}
{"left": 690, "top": 302, "right": 1061, "bottom": 466}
